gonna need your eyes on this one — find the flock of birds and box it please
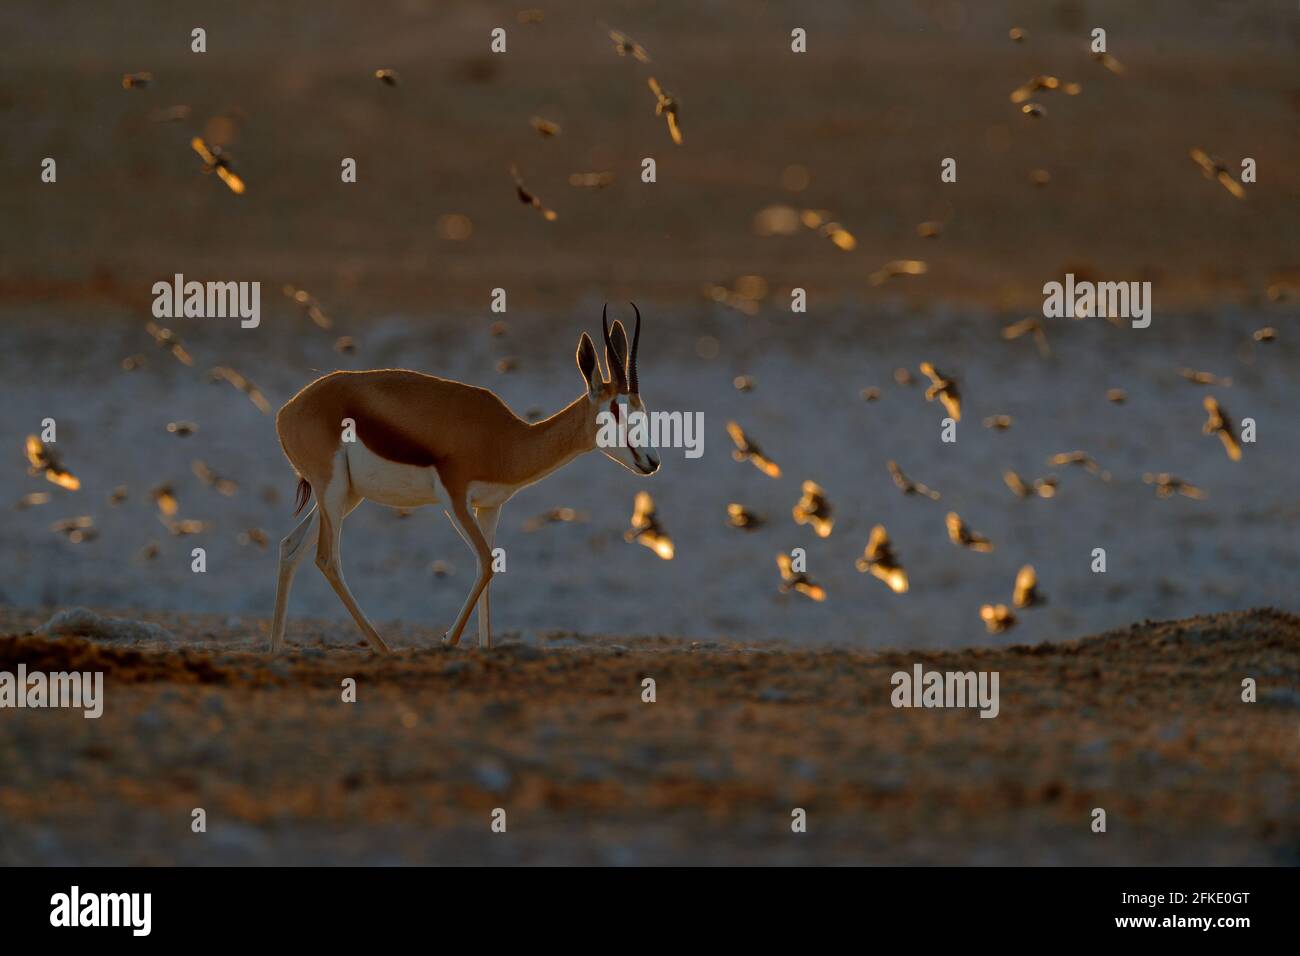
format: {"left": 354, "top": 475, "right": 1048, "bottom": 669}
{"left": 16, "top": 17, "right": 1289, "bottom": 639}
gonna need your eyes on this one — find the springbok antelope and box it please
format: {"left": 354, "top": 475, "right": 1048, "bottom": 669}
{"left": 270, "top": 305, "right": 659, "bottom": 655}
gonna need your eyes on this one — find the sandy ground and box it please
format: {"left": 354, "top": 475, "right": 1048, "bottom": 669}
{"left": 0, "top": 605, "right": 1296, "bottom": 865}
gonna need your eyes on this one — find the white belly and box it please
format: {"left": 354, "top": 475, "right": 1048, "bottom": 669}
{"left": 346, "top": 442, "right": 444, "bottom": 508}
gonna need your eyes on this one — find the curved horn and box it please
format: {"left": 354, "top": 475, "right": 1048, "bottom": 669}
{"left": 602, "top": 303, "right": 627, "bottom": 390}
{"left": 628, "top": 302, "right": 642, "bottom": 394}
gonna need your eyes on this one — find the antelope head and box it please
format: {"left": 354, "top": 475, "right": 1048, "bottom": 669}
{"left": 575, "top": 303, "right": 660, "bottom": 476}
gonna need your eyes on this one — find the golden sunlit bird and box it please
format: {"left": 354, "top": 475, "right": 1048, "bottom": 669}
{"left": 980, "top": 603, "right": 1016, "bottom": 634}
{"left": 946, "top": 512, "right": 993, "bottom": 552}
{"left": 855, "top": 525, "right": 909, "bottom": 594}
{"left": 1047, "top": 450, "right": 1111, "bottom": 481}
{"left": 163, "top": 517, "right": 208, "bottom": 536}
{"left": 166, "top": 421, "right": 197, "bottom": 437}
{"left": 108, "top": 486, "right": 127, "bottom": 506}
{"left": 726, "top": 502, "right": 763, "bottom": 530}
{"left": 1003, "top": 470, "right": 1057, "bottom": 500}
{"left": 122, "top": 72, "right": 154, "bottom": 89}
{"left": 887, "top": 460, "right": 940, "bottom": 500}
{"left": 625, "top": 490, "right": 674, "bottom": 560}
{"left": 983, "top": 415, "right": 1013, "bottom": 430}
{"left": 799, "top": 209, "right": 857, "bottom": 251}
{"left": 374, "top": 69, "right": 400, "bottom": 86}
{"left": 734, "top": 375, "right": 756, "bottom": 392}
{"left": 1029, "top": 168, "right": 1052, "bottom": 187}
{"left": 50, "top": 516, "right": 97, "bottom": 544}
{"left": 727, "top": 421, "right": 781, "bottom": 478}
{"left": 510, "top": 164, "right": 558, "bottom": 220}
{"left": 648, "top": 77, "right": 682, "bottom": 145}
{"left": 192, "top": 460, "right": 238, "bottom": 496}
{"left": 1202, "top": 396, "right": 1241, "bottom": 462}
{"left": 151, "top": 484, "right": 179, "bottom": 516}
{"left": 916, "top": 221, "right": 944, "bottom": 238}
{"left": 1013, "top": 564, "right": 1043, "bottom": 609}
{"left": 17, "top": 492, "right": 51, "bottom": 510}
{"left": 894, "top": 367, "right": 915, "bottom": 386}
{"left": 1106, "top": 388, "right": 1127, "bottom": 403}
{"left": 25, "top": 436, "right": 80, "bottom": 490}
{"left": 776, "top": 553, "right": 826, "bottom": 602}
{"left": 530, "top": 116, "right": 561, "bottom": 138}
{"left": 1091, "top": 50, "right": 1126, "bottom": 75}
{"left": 1021, "top": 102, "right": 1045, "bottom": 118}
{"left": 283, "top": 284, "right": 332, "bottom": 330}
{"left": 1178, "top": 367, "right": 1231, "bottom": 387}
{"left": 792, "top": 480, "right": 833, "bottom": 538}
{"left": 1189, "top": 148, "right": 1246, "bottom": 200}
{"left": 1143, "top": 472, "right": 1205, "bottom": 500}
{"left": 523, "top": 507, "right": 588, "bottom": 532}
{"left": 1002, "top": 317, "right": 1051, "bottom": 358}
{"left": 569, "top": 171, "right": 615, "bottom": 188}
{"left": 870, "top": 259, "right": 927, "bottom": 285}
{"left": 1009, "top": 74, "right": 1060, "bottom": 103}
{"left": 191, "top": 136, "right": 245, "bottom": 194}
{"left": 210, "top": 365, "right": 272, "bottom": 414}
{"left": 1252, "top": 327, "right": 1276, "bottom": 343}
{"left": 919, "top": 361, "right": 961, "bottom": 420}
{"left": 609, "top": 28, "right": 651, "bottom": 62}
{"left": 145, "top": 321, "right": 194, "bottom": 366}
{"left": 1008, "top": 27, "right": 1028, "bottom": 43}
{"left": 238, "top": 527, "right": 270, "bottom": 549}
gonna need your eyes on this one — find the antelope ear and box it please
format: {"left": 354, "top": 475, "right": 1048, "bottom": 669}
{"left": 576, "top": 332, "right": 599, "bottom": 392}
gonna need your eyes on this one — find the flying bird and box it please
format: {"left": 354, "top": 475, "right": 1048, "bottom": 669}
{"left": 145, "top": 322, "right": 194, "bottom": 366}
{"left": 1002, "top": 317, "right": 1051, "bottom": 358}
{"left": 887, "top": 460, "right": 940, "bottom": 500}
{"left": 946, "top": 512, "right": 993, "bottom": 552}
{"left": 609, "top": 29, "right": 651, "bottom": 62}
{"left": 530, "top": 116, "right": 561, "bottom": 138}
{"left": 919, "top": 362, "right": 961, "bottom": 420}
{"left": 870, "top": 259, "right": 927, "bottom": 285}
{"left": 1012, "top": 565, "right": 1043, "bottom": 609}
{"left": 1189, "top": 148, "right": 1246, "bottom": 200}
{"left": 727, "top": 421, "right": 781, "bottom": 478}
{"left": 776, "top": 553, "right": 826, "bottom": 602}
{"left": 191, "top": 136, "right": 246, "bottom": 194}
{"left": 1202, "top": 396, "right": 1241, "bottom": 461}
{"left": 122, "top": 72, "right": 154, "bottom": 89}
{"left": 1003, "top": 470, "right": 1058, "bottom": 499}
{"left": 1178, "top": 367, "right": 1231, "bottom": 387}
{"left": 374, "top": 69, "right": 400, "bottom": 86}
{"left": 979, "top": 603, "right": 1016, "bottom": 634}
{"left": 283, "top": 284, "right": 333, "bottom": 330}
{"left": 25, "top": 436, "right": 80, "bottom": 490}
{"left": 569, "top": 171, "right": 615, "bottom": 188}
{"left": 1143, "top": 473, "right": 1205, "bottom": 499}
{"left": 1091, "top": 50, "right": 1126, "bottom": 75}
{"left": 510, "top": 165, "right": 558, "bottom": 220}
{"left": 726, "top": 503, "right": 763, "bottom": 530}
{"left": 523, "top": 507, "right": 588, "bottom": 532}
{"left": 855, "top": 525, "right": 908, "bottom": 593}
{"left": 792, "top": 481, "right": 833, "bottom": 538}
{"left": 800, "top": 210, "right": 857, "bottom": 251}
{"left": 625, "top": 491, "right": 674, "bottom": 560}
{"left": 1047, "top": 451, "right": 1110, "bottom": 481}
{"left": 647, "top": 77, "right": 682, "bottom": 145}
{"left": 210, "top": 366, "right": 271, "bottom": 414}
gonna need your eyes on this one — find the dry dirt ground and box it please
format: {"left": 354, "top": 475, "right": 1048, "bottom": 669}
{"left": 0, "top": 605, "right": 1296, "bottom": 865}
